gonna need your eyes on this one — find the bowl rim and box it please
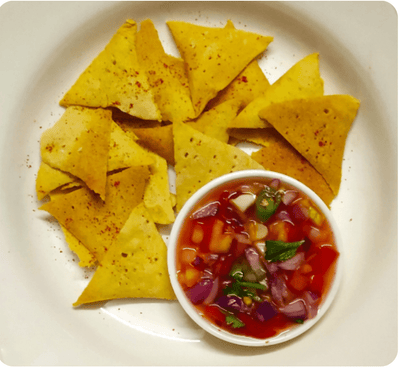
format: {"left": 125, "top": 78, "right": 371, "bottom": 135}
{"left": 167, "top": 169, "right": 343, "bottom": 346}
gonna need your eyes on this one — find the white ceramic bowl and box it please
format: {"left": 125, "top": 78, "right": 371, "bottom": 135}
{"left": 168, "top": 170, "right": 343, "bottom": 346}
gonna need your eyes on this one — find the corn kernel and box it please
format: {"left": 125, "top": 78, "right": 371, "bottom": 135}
{"left": 243, "top": 296, "right": 252, "bottom": 306}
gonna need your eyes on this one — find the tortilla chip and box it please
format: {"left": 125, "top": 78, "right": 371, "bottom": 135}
{"left": 111, "top": 108, "right": 161, "bottom": 131}
{"left": 36, "top": 162, "right": 77, "bottom": 200}
{"left": 230, "top": 53, "right": 324, "bottom": 129}
{"left": 131, "top": 124, "right": 175, "bottom": 165}
{"left": 60, "top": 20, "right": 161, "bottom": 121}
{"left": 40, "top": 165, "right": 150, "bottom": 262}
{"left": 40, "top": 106, "right": 112, "bottom": 199}
{"left": 239, "top": 129, "right": 335, "bottom": 205}
{"left": 167, "top": 20, "right": 273, "bottom": 116}
{"left": 207, "top": 60, "right": 270, "bottom": 110}
{"left": 143, "top": 151, "right": 175, "bottom": 225}
{"left": 60, "top": 225, "right": 97, "bottom": 268}
{"left": 73, "top": 203, "right": 175, "bottom": 306}
{"left": 173, "top": 120, "right": 264, "bottom": 211}
{"left": 258, "top": 95, "right": 360, "bottom": 195}
{"left": 188, "top": 99, "right": 241, "bottom": 143}
{"left": 108, "top": 121, "right": 154, "bottom": 172}
{"left": 136, "top": 19, "right": 196, "bottom": 123}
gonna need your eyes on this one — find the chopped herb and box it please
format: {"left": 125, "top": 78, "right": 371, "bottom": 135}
{"left": 295, "top": 319, "right": 304, "bottom": 324}
{"left": 225, "top": 314, "right": 245, "bottom": 328}
{"left": 265, "top": 239, "right": 305, "bottom": 262}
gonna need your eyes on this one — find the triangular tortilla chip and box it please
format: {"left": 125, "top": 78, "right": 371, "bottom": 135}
{"left": 40, "top": 165, "right": 150, "bottom": 262}
{"left": 36, "top": 162, "right": 77, "bottom": 200}
{"left": 232, "top": 128, "right": 335, "bottom": 206}
{"left": 60, "top": 225, "right": 97, "bottom": 268}
{"left": 143, "top": 150, "right": 175, "bottom": 225}
{"left": 40, "top": 106, "right": 112, "bottom": 199}
{"left": 136, "top": 19, "right": 196, "bottom": 123}
{"left": 206, "top": 59, "right": 270, "bottom": 110}
{"left": 167, "top": 20, "right": 273, "bottom": 116}
{"left": 60, "top": 20, "right": 161, "bottom": 121}
{"left": 258, "top": 95, "right": 360, "bottom": 195}
{"left": 230, "top": 53, "right": 324, "bottom": 129}
{"left": 108, "top": 121, "right": 154, "bottom": 172}
{"left": 73, "top": 203, "right": 175, "bottom": 306}
{"left": 188, "top": 99, "right": 241, "bottom": 143}
{"left": 173, "top": 120, "right": 264, "bottom": 211}
{"left": 131, "top": 124, "right": 175, "bottom": 165}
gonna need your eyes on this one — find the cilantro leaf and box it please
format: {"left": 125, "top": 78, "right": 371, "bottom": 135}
{"left": 225, "top": 314, "right": 245, "bottom": 328}
{"left": 265, "top": 240, "right": 305, "bottom": 262}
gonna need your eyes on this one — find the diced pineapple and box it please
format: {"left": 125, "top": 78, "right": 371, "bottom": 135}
{"left": 309, "top": 206, "right": 323, "bottom": 226}
{"left": 191, "top": 224, "right": 204, "bottom": 244}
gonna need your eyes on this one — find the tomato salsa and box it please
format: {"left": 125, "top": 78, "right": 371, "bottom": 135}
{"left": 175, "top": 178, "right": 339, "bottom": 339}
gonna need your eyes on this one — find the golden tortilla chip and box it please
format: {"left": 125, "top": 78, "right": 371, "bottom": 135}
{"left": 241, "top": 129, "right": 335, "bottom": 206}
{"left": 108, "top": 121, "right": 154, "bottom": 172}
{"left": 143, "top": 150, "right": 175, "bottom": 225}
{"left": 40, "top": 165, "right": 150, "bottom": 262}
{"left": 258, "top": 95, "right": 360, "bottom": 195}
{"left": 60, "top": 225, "right": 97, "bottom": 268}
{"left": 36, "top": 162, "right": 77, "bottom": 200}
{"left": 60, "top": 20, "right": 161, "bottom": 121}
{"left": 173, "top": 120, "right": 264, "bottom": 211}
{"left": 207, "top": 60, "right": 270, "bottom": 110}
{"left": 136, "top": 19, "right": 195, "bottom": 122}
{"left": 40, "top": 106, "right": 112, "bottom": 199}
{"left": 230, "top": 53, "right": 324, "bottom": 129}
{"left": 131, "top": 124, "right": 175, "bottom": 165}
{"left": 73, "top": 203, "right": 175, "bottom": 306}
{"left": 188, "top": 99, "right": 241, "bottom": 143}
{"left": 111, "top": 108, "right": 161, "bottom": 131}
{"left": 167, "top": 20, "right": 273, "bottom": 116}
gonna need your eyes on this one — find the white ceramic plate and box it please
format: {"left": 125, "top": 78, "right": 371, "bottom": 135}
{"left": 0, "top": 1, "right": 397, "bottom": 365}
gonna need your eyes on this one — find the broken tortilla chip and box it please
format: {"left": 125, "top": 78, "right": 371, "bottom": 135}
{"left": 60, "top": 20, "right": 161, "bottom": 121}
{"left": 60, "top": 225, "right": 97, "bottom": 268}
{"left": 131, "top": 124, "right": 175, "bottom": 165}
{"left": 36, "top": 162, "right": 77, "bottom": 200}
{"left": 40, "top": 106, "right": 112, "bottom": 199}
{"left": 73, "top": 203, "right": 175, "bottom": 306}
{"left": 167, "top": 20, "right": 273, "bottom": 117}
{"left": 240, "top": 129, "right": 335, "bottom": 206}
{"left": 173, "top": 120, "right": 264, "bottom": 211}
{"left": 136, "top": 19, "right": 196, "bottom": 122}
{"left": 188, "top": 99, "right": 241, "bottom": 143}
{"left": 230, "top": 53, "right": 324, "bottom": 129}
{"left": 143, "top": 150, "right": 175, "bottom": 225}
{"left": 207, "top": 59, "right": 270, "bottom": 110}
{"left": 258, "top": 94, "right": 360, "bottom": 195}
{"left": 108, "top": 121, "right": 154, "bottom": 172}
{"left": 40, "top": 165, "right": 150, "bottom": 262}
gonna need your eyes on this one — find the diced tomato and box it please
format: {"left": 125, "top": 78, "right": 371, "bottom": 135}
{"left": 213, "top": 253, "right": 235, "bottom": 276}
{"left": 308, "top": 273, "right": 324, "bottom": 296}
{"left": 204, "top": 305, "right": 226, "bottom": 326}
{"left": 288, "top": 269, "right": 310, "bottom": 292}
{"left": 308, "top": 245, "right": 339, "bottom": 274}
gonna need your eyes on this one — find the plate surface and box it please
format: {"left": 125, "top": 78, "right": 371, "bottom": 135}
{"left": 0, "top": 1, "right": 397, "bottom": 366}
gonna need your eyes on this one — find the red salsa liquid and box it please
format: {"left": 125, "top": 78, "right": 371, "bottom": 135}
{"left": 176, "top": 178, "right": 339, "bottom": 339}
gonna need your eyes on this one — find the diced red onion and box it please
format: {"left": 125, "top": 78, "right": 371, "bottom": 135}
{"left": 270, "top": 274, "right": 289, "bottom": 306}
{"left": 255, "top": 301, "right": 278, "bottom": 322}
{"left": 307, "top": 226, "right": 322, "bottom": 242}
{"left": 279, "top": 299, "right": 307, "bottom": 320}
{"left": 203, "top": 277, "right": 219, "bottom": 305}
{"left": 270, "top": 179, "right": 280, "bottom": 190}
{"left": 215, "top": 295, "right": 249, "bottom": 313}
{"left": 264, "top": 260, "right": 279, "bottom": 274}
{"left": 282, "top": 190, "right": 298, "bottom": 205}
{"left": 191, "top": 201, "right": 219, "bottom": 219}
{"left": 278, "top": 252, "right": 305, "bottom": 270}
{"left": 292, "top": 203, "right": 310, "bottom": 221}
{"left": 303, "top": 291, "right": 319, "bottom": 319}
{"left": 276, "top": 210, "right": 294, "bottom": 225}
{"left": 233, "top": 232, "right": 252, "bottom": 245}
{"left": 185, "top": 278, "right": 214, "bottom": 305}
{"left": 245, "top": 247, "right": 266, "bottom": 280}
